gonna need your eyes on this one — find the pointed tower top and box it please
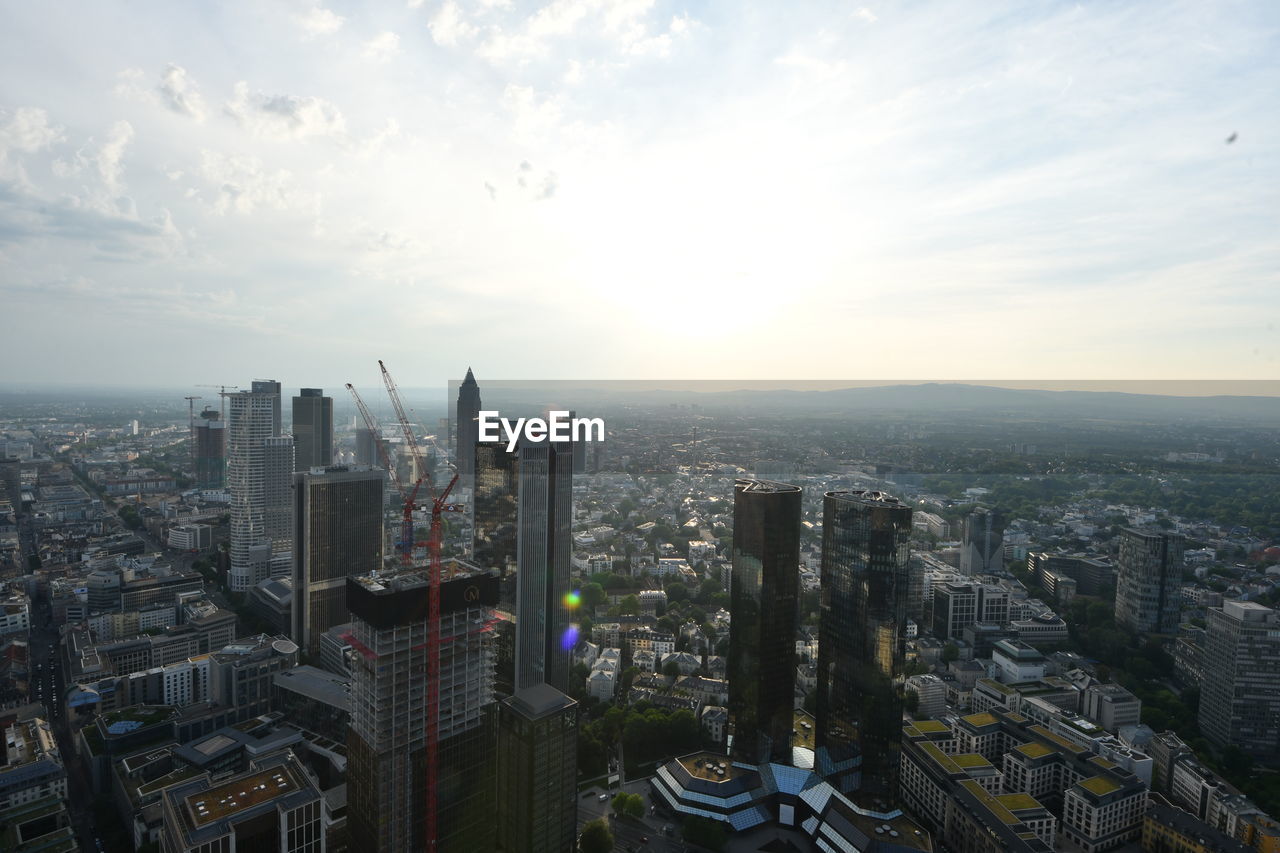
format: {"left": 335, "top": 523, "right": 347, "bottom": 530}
{"left": 463, "top": 366, "right": 476, "bottom": 384}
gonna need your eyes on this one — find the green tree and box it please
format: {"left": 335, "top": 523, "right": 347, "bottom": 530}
{"left": 583, "top": 582, "right": 607, "bottom": 609}
{"left": 682, "top": 816, "right": 728, "bottom": 851}
{"left": 579, "top": 818, "right": 614, "bottom": 853}
{"left": 941, "top": 643, "right": 960, "bottom": 664}
{"left": 663, "top": 660, "right": 681, "bottom": 678}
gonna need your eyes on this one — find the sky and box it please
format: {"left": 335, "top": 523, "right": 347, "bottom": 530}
{"left": 1, "top": 0, "right": 1277, "bottom": 390}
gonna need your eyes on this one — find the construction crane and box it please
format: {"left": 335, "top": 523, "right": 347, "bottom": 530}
{"left": 195, "top": 384, "right": 240, "bottom": 420}
{"left": 345, "top": 384, "right": 404, "bottom": 499}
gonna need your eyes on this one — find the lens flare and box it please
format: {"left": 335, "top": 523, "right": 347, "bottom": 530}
{"left": 563, "top": 590, "right": 582, "bottom": 609}
{"left": 560, "top": 624, "right": 580, "bottom": 651}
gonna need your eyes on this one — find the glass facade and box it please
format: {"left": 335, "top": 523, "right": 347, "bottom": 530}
{"left": 292, "top": 466, "right": 384, "bottom": 656}
{"left": 291, "top": 388, "right": 333, "bottom": 471}
{"left": 816, "top": 489, "right": 912, "bottom": 802}
{"left": 728, "top": 479, "right": 801, "bottom": 766}
{"left": 514, "top": 443, "right": 573, "bottom": 694}
{"left": 472, "top": 441, "right": 519, "bottom": 611}
{"left": 455, "top": 368, "right": 482, "bottom": 477}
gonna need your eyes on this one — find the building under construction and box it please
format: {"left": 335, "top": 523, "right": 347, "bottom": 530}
{"left": 345, "top": 562, "right": 500, "bottom": 852}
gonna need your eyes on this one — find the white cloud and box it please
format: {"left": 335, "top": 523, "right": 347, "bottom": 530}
{"left": 198, "top": 150, "right": 296, "bottom": 215}
{"left": 429, "top": 2, "right": 477, "bottom": 46}
{"left": 95, "top": 120, "right": 134, "bottom": 193}
{"left": 157, "top": 65, "right": 207, "bottom": 120}
{"left": 501, "top": 84, "right": 564, "bottom": 141}
{"left": 0, "top": 107, "right": 64, "bottom": 155}
{"left": 363, "top": 31, "right": 401, "bottom": 61}
{"left": 854, "top": 7, "right": 877, "bottom": 23}
{"left": 297, "top": 6, "right": 345, "bottom": 37}
{"left": 224, "top": 82, "right": 347, "bottom": 141}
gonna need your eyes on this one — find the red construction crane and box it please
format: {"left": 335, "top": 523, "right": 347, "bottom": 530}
{"left": 377, "top": 360, "right": 460, "bottom": 851}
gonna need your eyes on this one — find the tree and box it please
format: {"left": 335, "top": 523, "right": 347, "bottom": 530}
{"left": 619, "top": 594, "right": 640, "bottom": 616}
{"left": 941, "top": 643, "right": 960, "bottom": 663}
{"left": 682, "top": 816, "right": 728, "bottom": 851}
{"left": 663, "top": 660, "right": 681, "bottom": 678}
{"left": 583, "top": 582, "right": 607, "bottom": 610}
{"left": 579, "top": 818, "right": 613, "bottom": 853}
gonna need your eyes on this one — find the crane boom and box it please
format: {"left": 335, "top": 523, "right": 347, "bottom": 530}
{"left": 378, "top": 360, "right": 430, "bottom": 492}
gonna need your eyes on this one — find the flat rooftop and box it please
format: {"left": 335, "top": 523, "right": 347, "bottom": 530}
{"left": 187, "top": 767, "right": 299, "bottom": 826}
{"left": 676, "top": 754, "right": 748, "bottom": 784}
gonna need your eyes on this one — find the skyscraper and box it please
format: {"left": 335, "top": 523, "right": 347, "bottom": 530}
{"left": 354, "top": 427, "right": 379, "bottom": 467}
{"left": 961, "top": 506, "right": 1005, "bottom": 574}
{"left": 728, "top": 478, "right": 801, "bottom": 766}
{"left": 263, "top": 436, "right": 295, "bottom": 579}
{"left": 346, "top": 567, "right": 500, "bottom": 852}
{"left": 1198, "top": 600, "right": 1280, "bottom": 763}
{"left": 514, "top": 442, "right": 573, "bottom": 694}
{"left": 473, "top": 440, "right": 520, "bottom": 612}
{"left": 292, "top": 465, "right": 384, "bottom": 656}
{"left": 292, "top": 388, "right": 333, "bottom": 471}
{"left": 227, "top": 380, "right": 283, "bottom": 592}
{"left": 455, "top": 368, "right": 481, "bottom": 480}
{"left": 192, "top": 406, "right": 226, "bottom": 490}
{"left": 496, "top": 684, "right": 579, "bottom": 853}
{"left": 1114, "top": 528, "right": 1185, "bottom": 634}
{"left": 816, "top": 489, "right": 912, "bottom": 799}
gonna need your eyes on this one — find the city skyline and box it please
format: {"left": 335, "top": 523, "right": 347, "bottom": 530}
{"left": 3, "top": 2, "right": 1278, "bottom": 384}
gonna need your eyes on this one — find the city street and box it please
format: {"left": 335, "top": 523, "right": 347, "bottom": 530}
{"left": 579, "top": 777, "right": 687, "bottom": 853}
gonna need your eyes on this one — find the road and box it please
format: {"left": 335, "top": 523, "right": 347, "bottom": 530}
{"left": 578, "top": 776, "right": 688, "bottom": 853}
{"left": 27, "top": 584, "right": 103, "bottom": 853}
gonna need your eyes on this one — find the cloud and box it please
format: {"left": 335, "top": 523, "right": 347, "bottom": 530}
{"left": 478, "top": 0, "right": 697, "bottom": 63}
{"left": 95, "top": 121, "right": 134, "bottom": 193}
{"left": 297, "top": 7, "right": 344, "bottom": 37}
{"left": 484, "top": 181, "right": 497, "bottom": 200}
{"left": 429, "top": 2, "right": 476, "bottom": 46}
{"left": 198, "top": 150, "right": 295, "bottom": 215}
{"left": 502, "top": 84, "right": 563, "bottom": 141}
{"left": 363, "top": 31, "right": 401, "bottom": 61}
{"left": 854, "top": 7, "right": 877, "bottom": 23}
{"left": 0, "top": 107, "right": 65, "bottom": 156}
{"left": 224, "top": 82, "right": 347, "bottom": 141}
{"left": 156, "top": 65, "right": 207, "bottom": 120}
{"left": 536, "top": 171, "right": 558, "bottom": 200}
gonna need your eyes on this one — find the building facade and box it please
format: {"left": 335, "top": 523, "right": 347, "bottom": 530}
{"left": 1114, "top": 529, "right": 1185, "bottom": 634}
{"left": 961, "top": 506, "right": 1005, "bottom": 575}
{"left": 292, "top": 465, "right": 384, "bottom": 656}
{"left": 816, "top": 489, "right": 912, "bottom": 800}
{"left": 455, "top": 368, "right": 481, "bottom": 479}
{"left": 514, "top": 442, "right": 573, "bottom": 694}
{"left": 1199, "top": 600, "right": 1280, "bottom": 764}
{"left": 227, "top": 380, "right": 284, "bottom": 592}
{"left": 728, "top": 479, "right": 801, "bottom": 766}
{"left": 291, "top": 388, "right": 333, "bottom": 471}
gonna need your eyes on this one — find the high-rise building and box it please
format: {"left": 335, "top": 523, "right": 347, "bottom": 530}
{"left": 227, "top": 380, "right": 283, "bottom": 592}
{"left": 496, "top": 684, "right": 579, "bottom": 853}
{"left": 727, "top": 479, "right": 801, "bottom": 766}
{"left": 473, "top": 441, "right": 520, "bottom": 607}
{"left": 816, "top": 489, "right": 912, "bottom": 799}
{"left": 263, "top": 436, "right": 295, "bottom": 579}
{"left": 354, "top": 427, "right": 379, "bottom": 467}
{"left": 1114, "top": 529, "right": 1185, "bottom": 634}
{"left": 1199, "top": 601, "right": 1280, "bottom": 763}
{"left": 514, "top": 442, "right": 573, "bottom": 694}
{"left": 346, "top": 566, "right": 500, "bottom": 852}
{"left": 568, "top": 409, "right": 586, "bottom": 475}
{"left": 192, "top": 407, "right": 226, "bottom": 490}
{"left": 455, "top": 368, "right": 482, "bottom": 480}
{"left": 961, "top": 506, "right": 1005, "bottom": 574}
{"left": 292, "top": 388, "right": 333, "bottom": 471}
{"left": 292, "top": 465, "right": 384, "bottom": 656}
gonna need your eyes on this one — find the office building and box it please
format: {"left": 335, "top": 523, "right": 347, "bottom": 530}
{"left": 961, "top": 507, "right": 1005, "bottom": 574}
{"left": 728, "top": 479, "right": 801, "bottom": 766}
{"left": 496, "top": 684, "right": 579, "bottom": 853}
{"left": 455, "top": 368, "right": 481, "bottom": 479}
{"left": 227, "top": 380, "right": 283, "bottom": 592}
{"left": 816, "top": 489, "right": 912, "bottom": 798}
{"left": 1114, "top": 529, "right": 1185, "bottom": 634}
{"left": 292, "top": 465, "right": 384, "bottom": 656}
{"left": 472, "top": 441, "right": 519, "bottom": 584}
{"left": 1199, "top": 600, "right": 1280, "bottom": 763}
{"left": 346, "top": 566, "right": 500, "bottom": 852}
{"left": 158, "top": 753, "right": 325, "bottom": 853}
{"left": 292, "top": 388, "right": 333, "bottom": 471}
{"left": 514, "top": 442, "right": 573, "bottom": 694}
{"left": 354, "top": 426, "right": 380, "bottom": 468}
{"left": 263, "top": 435, "right": 295, "bottom": 579}
{"left": 191, "top": 407, "right": 225, "bottom": 490}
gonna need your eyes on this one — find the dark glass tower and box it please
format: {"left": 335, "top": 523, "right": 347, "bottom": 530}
{"left": 515, "top": 442, "right": 573, "bottom": 694}
{"left": 961, "top": 506, "right": 1005, "bottom": 574}
{"left": 816, "top": 490, "right": 912, "bottom": 801}
{"left": 496, "top": 683, "right": 579, "bottom": 853}
{"left": 292, "top": 465, "right": 384, "bottom": 656}
{"left": 192, "top": 407, "right": 226, "bottom": 489}
{"left": 292, "top": 387, "right": 333, "bottom": 471}
{"left": 728, "top": 479, "right": 801, "bottom": 766}
{"left": 455, "top": 368, "right": 482, "bottom": 479}
{"left": 1115, "top": 528, "right": 1185, "bottom": 634}
{"left": 473, "top": 441, "right": 520, "bottom": 594}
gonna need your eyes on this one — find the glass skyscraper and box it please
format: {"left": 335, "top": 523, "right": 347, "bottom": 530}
{"left": 728, "top": 478, "right": 801, "bottom": 766}
{"left": 291, "top": 387, "right": 333, "bottom": 471}
{"left": 816, "top": 489, "right": 912, "bottom": 802}
{"left": 455, "top": 368, "right": 482, "bottom": 479}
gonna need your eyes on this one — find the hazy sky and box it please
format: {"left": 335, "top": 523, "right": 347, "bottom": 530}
{"left": 2, "top": 1, "right": 1277, "bottom": 388}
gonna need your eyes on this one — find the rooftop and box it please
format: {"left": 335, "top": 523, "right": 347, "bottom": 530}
{"left": 1077, "top": 775, "right": 1121, "bottom": 796}
{"left": 962, "top": 712, "right": 999, "bottom": 728}
{"left": 188, "top": 767, "right": 300, "bottom": 826}
{"left": 912, "top": 719, "right": 950, "bottom": 735}
{"left": 675, "top": 754, "right": 748, "bottom": 784}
